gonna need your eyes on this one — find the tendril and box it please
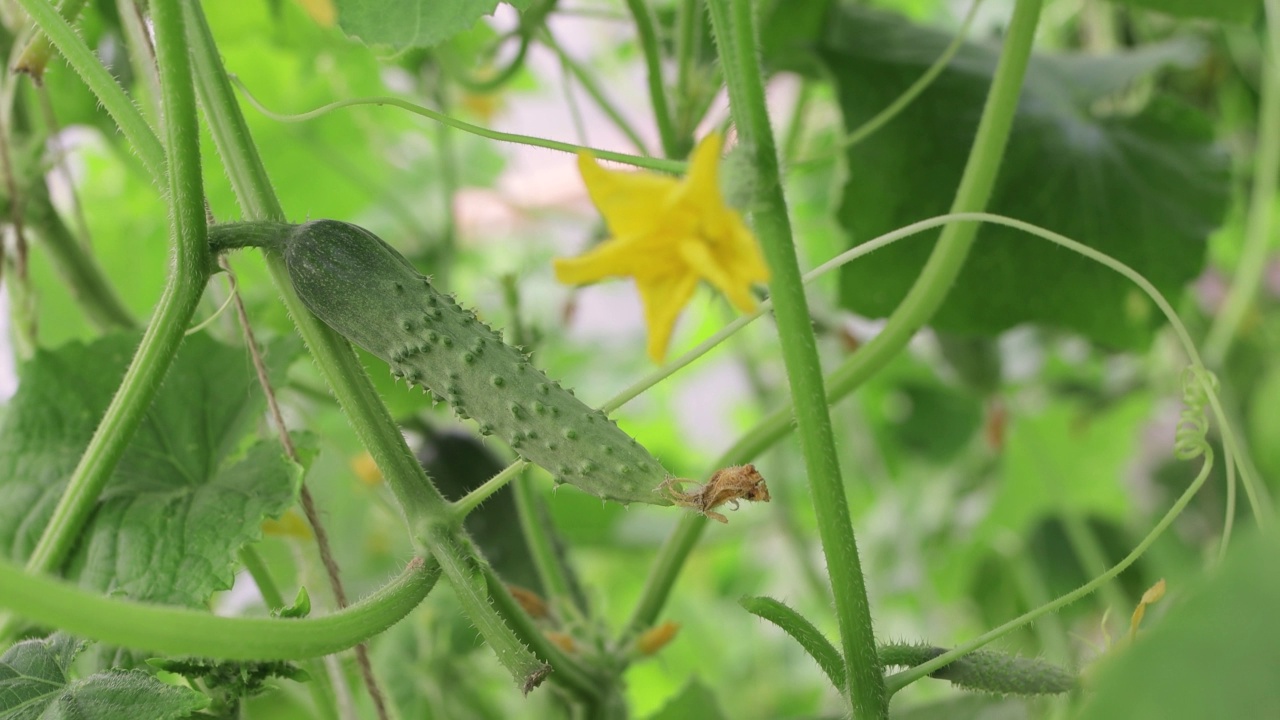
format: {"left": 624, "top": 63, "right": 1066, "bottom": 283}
{"left": 1174, "top": 366, "right": 1217, "bottom": 461}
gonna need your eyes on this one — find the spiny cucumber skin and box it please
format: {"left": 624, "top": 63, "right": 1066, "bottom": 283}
{"left": 283, "top": 220, "right": 671, "bottom": 506}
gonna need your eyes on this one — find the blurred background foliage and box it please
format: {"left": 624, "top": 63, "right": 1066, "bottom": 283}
{"left": 2, "top": 0, "right": 1278, "bottom": 717}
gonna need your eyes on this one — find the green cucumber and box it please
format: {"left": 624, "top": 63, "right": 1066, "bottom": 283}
{"left": 280, "top": 220, "right": 672, "bottom": 506}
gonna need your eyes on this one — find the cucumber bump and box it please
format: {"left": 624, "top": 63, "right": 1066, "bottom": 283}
{"left": 281, "top": 220, "right": 672, "bottom": 506}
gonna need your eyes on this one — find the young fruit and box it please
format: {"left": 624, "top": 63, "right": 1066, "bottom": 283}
{"left": 281, "top": 219, "right": 671, "bottom": 506}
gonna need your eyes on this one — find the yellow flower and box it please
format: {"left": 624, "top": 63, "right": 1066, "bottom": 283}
{"left": 555, "top": 133, "right": 770, "bottom": 362}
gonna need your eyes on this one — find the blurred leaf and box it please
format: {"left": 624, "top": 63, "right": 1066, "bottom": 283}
{"left": 645, "top": 678, "right": 729, "bottom": 720}
{"left": 1247, "top": 362, "right": 1280, "bottom": 482}
{"left": 1075, "top": 528, "right": 1280, "bottom": 719}
{"left": 993, "top": 394, "right": 1147, "bottom": 535}
{"left": 1104, "top": 0, "right": 1258, "bottom": 22}
{"left": 334, "top": 0, "right": 529, "bottom": 51}
{"left": 0, "top": 333, "right": 301, "bottom": 607}
{"left": 0, "top": 634, "right": 209, "bottom": 719}
{"left": 891, "top": 695, "right": 1032, "bottom": 720}
{"left": 821, "top": 8, "right": 1229, "bottom": 349}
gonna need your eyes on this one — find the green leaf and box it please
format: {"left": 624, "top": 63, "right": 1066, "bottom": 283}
{"left": 1075, "top": 528, "right": 1280, "bottom": 719}
{"left": 73, "top": 439, "right": 303, "bottom": 606}
{"left": 0, "top": 333, "right": 301, "bottom": 607}
{"left": 821, "top": 8, "right": 1229, "bottom": 349}
{"left": 644, "top": 678, "right": 729, "bottom": 720}
{"left": 1104, "top": 0, "right": 1258, "bottom": 23}
{"left": 0, "top": 634, "right": 209, "bottom": 719}
{"left": 334, "top": 0, "right": 530, "bottom": 51}
{"left": 738, "top": 595, "right": 844, "bottom": 692}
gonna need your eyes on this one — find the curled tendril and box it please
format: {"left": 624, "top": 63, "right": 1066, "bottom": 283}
{"left": 1174, "top": 367, "right": 1218, "bottom": 460}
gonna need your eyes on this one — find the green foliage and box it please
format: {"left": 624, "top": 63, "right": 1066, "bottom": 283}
{"left": 823, "top": 6, "right": 1229, "bottom": 349}
{"left": 0, "top": 634, "right": 209, "bottom": 719}
{"left": 2, "top": 0, "right": 1278, "bottom": 718}
{"left": 1103, "top": 0, "right": 1260, "bottom": 22}
{"left": 0, "top": 333, "right": 302, "bottom": 610}
{"left": 1076, "top": 529, "right": 1280, "bottom": 719}
{"left": 335, "top": 0, "right": 530, "bottom": 51}
{"left": 644, "top": 679, "right": 729, "bottom": 720}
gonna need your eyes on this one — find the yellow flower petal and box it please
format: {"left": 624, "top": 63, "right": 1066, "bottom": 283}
{"left": 637, "top": 273, "right": 699, "bottom": 361}
{"left": 678, "top": 240, "right": 755, "bottom": 312}
{"left": 682, "top": 133, "right": 725, "bottom": 211}
{"left": 578, "top": 153, "right": 679, "bottom": 239}
{"left": 558, "top": 133, "right": 770, "bottom": 364}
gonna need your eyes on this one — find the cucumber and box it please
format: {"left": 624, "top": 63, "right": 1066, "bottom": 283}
{"left": 281, "top": 220, "right": 672, "bottom": 506}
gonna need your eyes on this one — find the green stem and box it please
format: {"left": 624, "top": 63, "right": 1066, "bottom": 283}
{"left": 0, "top": 555, "right": 439, "bottom": 659}
{"left": 14, "top": 0, "right": 165, "bottom": 180}
{"left": 26, "top": 191, "right": 137, "bottom": 331}
{"left": 886, "top": 451, "right": 1216, "bottom": 692}
{"left": 208, "top": 221, "right": 295, "bottom": 252}
{"left": 510, "top": 472, "right": 579, "bottom": 621}
{"left": 1203, "top": 0, "right": 1280, "bottom": 366}
{"left": 708, "top": 0, "right": 885, "bottom": 714}
{"left": 623, "top": 0, "right": 683, "bottom": 157}
{"left": 13, "top": 0, "right": 212, "bottom": 589}
{"left": 838, "top": 0, "right": 982, "bottom": 152}
{"left": 14, "top": 0, "right": 88, "bottom": 80}
{"left": 483, "top": 566, "right": 601, "bottom": 700}
{"left": 537, "top": 29, "right": 651, "bottom": 155}
{"left": 231, "top": 76, "right": 675, "bottom": 172}
{"left": 673, "top": 0, "right": 701, "bottom": 138}
{"left": 239, "top": 545, "right": 286, "bottom": 610}
{"left": 451, "top": 461, "right": 527, "bottom": 518}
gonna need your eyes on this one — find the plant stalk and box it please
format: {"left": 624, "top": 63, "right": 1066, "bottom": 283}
{"left": 708, "top": 0, "right": 885, "bottom": 713}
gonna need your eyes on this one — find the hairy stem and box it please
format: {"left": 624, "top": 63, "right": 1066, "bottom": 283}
{"left": 0, "top": 556, "right": 438, "bottom": 659}
{"left": 708, "top": 0, "right": 885, "bottom": 713}
{"left": 12, "top": 0, "right": 211, "bottom": 595}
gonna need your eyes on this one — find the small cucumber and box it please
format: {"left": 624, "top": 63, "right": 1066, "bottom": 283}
{"left": 281, "top": 220, "right": 672, "bottom": 506}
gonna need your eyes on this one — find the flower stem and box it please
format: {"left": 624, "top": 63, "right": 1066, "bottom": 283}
{"left": 708, "top": 0, "right": 885, "bottom": 714}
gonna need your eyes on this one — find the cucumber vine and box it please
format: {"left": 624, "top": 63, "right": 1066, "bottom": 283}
{"left": 0, "top": 1, "right": 1272, "bottom": 719}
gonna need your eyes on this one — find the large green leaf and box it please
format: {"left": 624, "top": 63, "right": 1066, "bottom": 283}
{"left": 335, "top": 0, "right": 530, "bottom": 51}
{"left": 0, "top": 634, "right": 208, "bottom": 719}
{"left": 1075, "top": 528, "right": 1280, "bottom": 719}
{"left": 821, "top": 8, "right": 1229, "bottom": 349}
{"left": 0, "top": 333, "right": 301, "bottom": 606}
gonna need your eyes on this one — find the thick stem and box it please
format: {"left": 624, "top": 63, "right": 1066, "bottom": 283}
{"left": 0, "top": 555, "right": 439, "bottom": 659}
{"left": 629, "top": 0, "right": 1044, "bottom": 683}
{"left": 13, "top": 0, "right": 212, "bottom": 588}
{"left": 708, "top": 0, "right": 885, "bottom": 713}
